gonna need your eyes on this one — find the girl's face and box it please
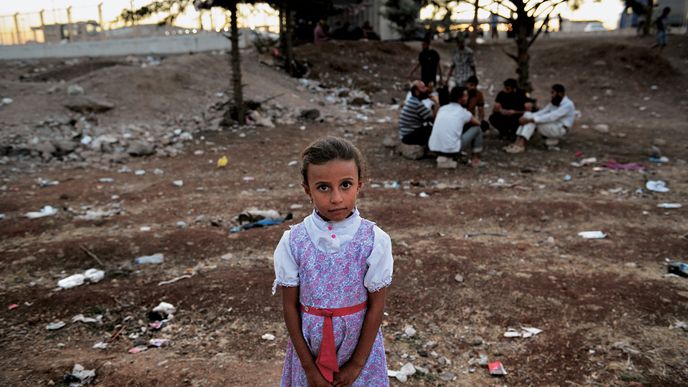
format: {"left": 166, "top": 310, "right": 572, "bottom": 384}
{"left": 303, "top": 159, "right": 362, "bottom": 222}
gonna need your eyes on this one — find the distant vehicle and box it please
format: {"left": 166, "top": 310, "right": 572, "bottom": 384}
{"left": 583, "top": 22, "right": 607, "bottom": 32}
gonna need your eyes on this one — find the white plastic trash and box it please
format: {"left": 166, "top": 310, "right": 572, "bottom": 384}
{"left": 152, "top": 302, "right": 176, "bottom": 316}
{"left": 646, "top": 180, "right": 669, "bottom": 193}
{"left": 58, "top": 274, "right": 85, "bottom": 289}
{"left": 657, "top": 203, "right": 681, "bottom": 209}
{"left": 262, "top": 333, "right": 276, "bottom": 341}
{"left": 25, "top": 205, "right": 58, "bottom": 219}
{"left": 578, "top": 231, "right": 607, "bottom": 239}
{"left": 84, "top": 268, "right": 104, "bottom": 283}
{"left": 135, "top": 253, "right": 164, "bottom": 264}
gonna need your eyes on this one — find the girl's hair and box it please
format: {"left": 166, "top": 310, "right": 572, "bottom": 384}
{"left": 301, "top": 136, "right": 366, "bottom": 184}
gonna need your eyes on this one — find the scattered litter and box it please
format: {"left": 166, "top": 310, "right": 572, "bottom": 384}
{"left": 262, "top": 333, "right": 276, "bottom": 341}
{"left": 667, "top": 262, "right": 688, "bottom": 277}
{"left": 172, "top": 180, "right": 184, "bottom": 187}
{"left": 287, "top": 160, "right": 298, "bottom": 166}
{"left": 489, "top": 178, "right": 514, "bottom": 188}
{"left": 135, "top": 253, "right": 164, "bottom": 265}
{"left": 403, "top": 324, "right": 416, "bottom": 338}
{"left": 47, "top": 321, "right": 66, "bottom": 330}
{"left": 128, "top": 345, "right": 148, "bottom": 354}
{"left": 93, "top": 342, "right": 108, "bottom": 350}
{"left": 601, "top": 160, "right": 644, "bottom": 171}
{"left": 57, "top": 273, "right": 85, "bottom": 289}
{"left": 488, "top": 361, "right": 507, "bottom": 376}
{"left": 0, "top": 214, "right": 5, "bottom": 220}
{"left": 152, "top": 302, "right": 176, "bottom": 317}
{"left": 149, "top": 338, "right": 170, "bottom": 348}
{"left": 383, "top": 181, "right": 401, "bottom": 189}
{"left": 578, "top": 231, "right": 607, "bottom": 239}
{"left": 176, "top": 221, "right": 188, "bottom": 228}
{"left": 649, "top": 155, "right": 669, "bottom": 164}
{"left": 673, "top": 321, "right": 687, "bottom": 331}
{"left": 388, "top": 362, "right": 416, "bottom": 382}
{"left": 139, "top": 226, "right": 151, "bottom": 232}
{"left": 98, "top": 178, "right": 114, "bottom": 183}
{"left": 134, "top": 169, "right": 146, "bottom": 176}
{"left": 454, "top": 274, "right": 464, "bottom": 283}
{"left": 80, "top": 135, "right": 92, "bottom": 145}
{"left": 418, "top": 192, "right": 429, "bottom": 198}
{"left": 158, "top": 274, "right": 192, "bottom": 286}
{"left": 64, "top": 364, "right": 96, "bottom": 385}
{"left": 504, "top": 327, "right": 543, "bottom": 338}
{"left": 153, "top": 168, "right": 164, "bottom": 175}
{"left": 38, "top": 178, "right": 59, "bottom": 187}
{"left": 2, "top": 97, "right": 13, "bottom": 105}
{"left": 8, "top": 303, "right": 18, "bottom": 310}
{"left": 571, "top": 157, "right": 597, "bottom": 167}
{"left": 72, "top": 314, "right": 103, "bottom": 324}
{"left": 563, "top": 174, "right": 572, "bottom": 182}
{"left": 613, "top": 341, "right": 640, "bottom": 355}
{"left": 84, "top": 268, "right": 104, "bottom": 283}
{"left": 217, "top": 156, "right": 228, "bottom": 168}
{"left": 657, "top": 203, "right": 682, "bottom": 209}
{"left": 646, "top": 180, "right": 669, "bottom": 193}
{"left": 229, "top": 212, "right": 293, "bottom": 233}
{"left": 25, "top": 205, "right": 58, "bottom": 219}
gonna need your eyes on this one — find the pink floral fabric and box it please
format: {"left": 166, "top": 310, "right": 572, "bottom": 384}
{"left": 280, "top": 219, "right": 390, "bottom": 386}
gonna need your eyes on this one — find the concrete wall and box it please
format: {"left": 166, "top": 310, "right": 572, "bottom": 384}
{"left": 0, "top": 33, "right": 238, "bottom": 60}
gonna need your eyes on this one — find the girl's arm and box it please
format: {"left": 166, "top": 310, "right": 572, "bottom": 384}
{"left": 281, "top": 286, "right": 331, "bottom": 387}
{"left": 333, "top": 288, "right": 387, "bottom": 387}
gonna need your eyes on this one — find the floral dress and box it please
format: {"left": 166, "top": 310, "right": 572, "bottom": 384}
{"left": 273, "top": 209, "right": 393, "bottom": 387}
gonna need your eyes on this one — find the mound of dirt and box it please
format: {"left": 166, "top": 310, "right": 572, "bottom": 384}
{"left": 295, "top": 40, "right": 415, "bottom": 97}
{"left": 535, "top": 39, "right": 676, "bottom": 79}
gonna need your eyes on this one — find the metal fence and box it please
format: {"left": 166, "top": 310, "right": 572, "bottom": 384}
{"left": 0, "top": 2, "right": 279, "bottom": 46}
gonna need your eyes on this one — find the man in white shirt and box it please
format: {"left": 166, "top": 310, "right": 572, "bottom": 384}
{"left": 428, "top": 86, "right": 483, "bottom": 168}
{"left": 505, "top": 84, "right": 576, "bottom": 153}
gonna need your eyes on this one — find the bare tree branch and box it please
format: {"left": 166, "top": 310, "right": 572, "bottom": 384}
{"left": 501, "top": 46, "right": 518, "bottom": 62}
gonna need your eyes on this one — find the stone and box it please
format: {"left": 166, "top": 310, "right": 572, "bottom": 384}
{"left": 33, "top": 141, "right": 56, "bottom": 156}
{"left": 398, "top": 143, "right": 424, "bottom": 160}
{"left": 382, "top": 135, "right": 398, "bottom": 148}
{"left": 63, "top": 95, "right": 115, "bottom": 113}
{"left": 439, "top": 372, "right": 455, "bottom": 381}
{"left": 454, "top": 274, "right": 464, "bottom": 283}
{"left": 437, "top": 156, "right": 457, "bottom": 169}
{"left": 127, "top": 141, "right": 155, "bottom": 156}
{"left": 593, "top": 124, "right": 609, "bottom": 133}
{"left": 67, "top": 84, "right": 84, "bottom": 95}
{"left": 299, "top": 109, "right": 320, "bottom": 121}
{"left": 52, "top": 139, "right": 78, "bottom": 153}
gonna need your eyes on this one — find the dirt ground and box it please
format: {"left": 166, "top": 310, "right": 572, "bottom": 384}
{"left": 1, "top": 34, "right": 687, "bottom": 386}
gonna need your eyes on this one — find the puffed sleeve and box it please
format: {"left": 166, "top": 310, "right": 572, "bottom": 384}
{"left": 272, "top": 230, "right": 299, "bottom": 295}
{"left": 364, "top": 226, "right": 394, "bottom": 293}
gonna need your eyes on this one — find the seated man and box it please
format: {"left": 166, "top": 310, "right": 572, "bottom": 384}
{"left": 399, "top": 81, "right": 439, "bottom": 146}
{"left": 464, "top": 76, "right": 488, "bottom": 130}
{"left": 505, "top": 83, "right": 575, "bottom": 153}
{"left": 428, "top": 86, "right": 483, "bottom": 167}
{"left": 488, "top": 78, "right": 532, "bottom": 140}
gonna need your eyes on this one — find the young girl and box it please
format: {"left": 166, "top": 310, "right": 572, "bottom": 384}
{"left": 273, "top": 136, "right": 393, "bottom": 387}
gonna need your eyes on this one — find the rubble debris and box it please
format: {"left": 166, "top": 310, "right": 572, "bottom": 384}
{"left": 229, "top": 212, "right": 293, "bottom": 233}
{"left": 657, "top": 203, "right": 682, "bottom": 209}
{"left": 72, "top": 314, "right": 103, "bottom": 324}
{"left": 488, "top": 361, "right": 507, "bottom": 376}
{"left": 387, "top": 362, "right": 416, "bottom": 382}
{"left": 504, "top": 327, "right": 543, "bottom": 338}
{"left": 66, "top": 84, "right": 84, "bottom": 96}
{"left": 217, "top": 156, "right": 228, "bottom": 168}
{"left": 667, "top": 262, "right": 688, "bottom": 277}
{"left": 126, "top": 141, "right": 155, "bottom": 156}
{"left": 261, "top": 333, "right": 276, "bottom": 341}
{"left": 299, "top": 108, "right": 321, "bottom": 121}
{"left": 63, "top": 95, "right": 115, "bottom": 113}
{"left": 152, "top": 302, "right": 176, "bottom": 317}
{"left": 149, "top": 338, "right": 170, "bottom": 348}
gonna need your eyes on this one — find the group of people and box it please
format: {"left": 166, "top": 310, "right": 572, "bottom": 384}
{"left": 400, "top": 37, "right": 576, "bottom": 167}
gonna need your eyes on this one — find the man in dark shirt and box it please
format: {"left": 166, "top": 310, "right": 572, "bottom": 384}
{"left": 408, "top": 37, "right": 442, "bottom": 86}
{"left": 652, "top": 7, "right": 671, "bottom": 51}
{"left": 488, "top": 78, "right": 533, "bottom": 140}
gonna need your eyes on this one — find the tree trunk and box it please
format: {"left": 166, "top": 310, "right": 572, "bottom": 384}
{"left": 470, "top": 0, "right": 479, "bottom": 48}
{"left": 229, "top": 1, "right": 244, "bottom": 124}
{"left": 514, "top": 9, "right": 531, "bottom": 92}
{"left": 643, "top": 0, "right": 653, "bottom": 36}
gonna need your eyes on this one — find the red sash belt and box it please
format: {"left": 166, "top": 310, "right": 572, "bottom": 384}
{"left": 301, "top": 301, "right": 367, "bottom": 382}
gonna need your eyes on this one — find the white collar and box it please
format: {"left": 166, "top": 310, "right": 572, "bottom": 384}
{"left": 311, "top": 208, "right": 360, "bottom": 231}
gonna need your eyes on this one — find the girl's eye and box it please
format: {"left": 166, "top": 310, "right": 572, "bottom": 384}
{"left": 341, "top": 181, "right": 353, "bottom": 189}
{"left": 317, "top": 185, "right": 329, "bottom": 191}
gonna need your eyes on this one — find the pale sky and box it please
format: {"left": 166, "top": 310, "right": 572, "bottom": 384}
{"left": 0, "top": 0, "right": 627, "bottom": 29}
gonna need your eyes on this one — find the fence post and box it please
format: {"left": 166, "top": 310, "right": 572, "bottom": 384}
{"left": 98, "top": 3, "right": 105, "bottom": 30}
{"left": 39, "top": 9, "right": 46, "bottom": 43}
{"left": 13, "top": 13, "right": 21, "bottom": 45}
{"left": 67, "top": 6, "right": 73, "bottom": 39}
{"left": 198, "top": 11, "right": 204, "bottom": 31}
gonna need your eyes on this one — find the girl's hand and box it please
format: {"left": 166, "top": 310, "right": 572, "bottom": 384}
{"left": 306, "top": 368, "right": 333, "bottom": 387}
{"left": 333, "top": 361, "right": 363, "bottom": 387}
